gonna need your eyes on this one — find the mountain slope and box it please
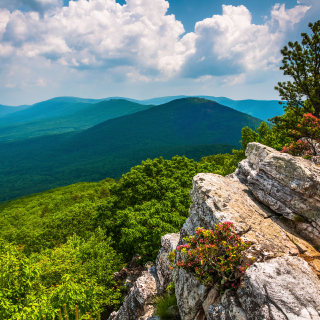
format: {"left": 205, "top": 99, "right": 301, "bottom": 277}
{"left": 0, "top": 98, "right": 95, "bottom": 125}
{"left": 0, "top": 104, "right": 30, "bottom": 117}
{"left": 0, "top": 98, "right": 261, "bottom": 202}
{"left": 0, "top": 99, "right": 154, "bottom": 141}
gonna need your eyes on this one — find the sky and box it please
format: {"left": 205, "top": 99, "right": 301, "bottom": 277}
{"left": 0, "top": 0, "right": 318, "bottom": 106}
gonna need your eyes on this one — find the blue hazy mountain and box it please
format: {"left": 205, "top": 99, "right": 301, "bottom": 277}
{"left": 0, "top": 95, "right": 283, "bottom": 128}
{"left": 0, "top": 104, "right": 30, "bottom": 117}
{"left": 0, "top": 99, "right": 154, "bottom": 141}
{"left": 134, "top": 95, "right": 284, "bottom": 121}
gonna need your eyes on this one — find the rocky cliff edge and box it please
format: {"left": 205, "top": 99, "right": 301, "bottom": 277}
{"left": 109, "top": 142, "right": 320, "bottom": 320}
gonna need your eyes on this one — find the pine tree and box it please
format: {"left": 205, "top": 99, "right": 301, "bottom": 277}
{"left": 270, "top": 20, "right": 320, "bottom": 132}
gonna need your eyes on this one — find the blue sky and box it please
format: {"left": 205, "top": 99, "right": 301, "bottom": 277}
{"left": 0, "top": 0, "right": 318, "bottom": 105}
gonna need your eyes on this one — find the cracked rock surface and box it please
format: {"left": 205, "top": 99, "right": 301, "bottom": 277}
{"left": 108, "top": 267, "right": 159, "bottom": 320}
{"left": 172, "top": 170, "right": 320, "bottom": 319}
{"left": 238, "top": 255, "right": 320, "bottom": 320}
{"left": 233, "top": 142, "right": 320, "bottom": 246}
{"left": 156, "top": 233, "right": 180, "bottom": 292}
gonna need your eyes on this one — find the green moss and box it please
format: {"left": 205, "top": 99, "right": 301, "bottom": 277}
{"left": 293, "top": 215, "right": 305, "bottom": 223}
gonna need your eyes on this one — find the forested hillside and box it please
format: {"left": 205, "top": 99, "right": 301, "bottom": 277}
{"left": 0, "top": 155, "right": 223, "bottom": 319}
{"left": 0, "top": 100, "right": 154, "bottom": 141}
{"left": 0, "top": 98, "right": 261, "bottom": 202}
{"left": 0, "top": 98, "right": 94, "bottom": 125}
{"left": 0, "top": 117, "right": 281, "bottom": 319}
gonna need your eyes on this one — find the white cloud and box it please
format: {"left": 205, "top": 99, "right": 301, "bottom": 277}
{"left": 179, "top": 3, "right": 310, "bottom": 79}
{"left": 0, "top": 0, "right": 188, "bottom": 81}
{"left": 0, "top": 0, "right": 312, "bottom": 95}
{"left": 271, "top": 3, "right": 310, "bottom": 29}
{"left": 222, "top": 73, "right": 246, "bottom": 86}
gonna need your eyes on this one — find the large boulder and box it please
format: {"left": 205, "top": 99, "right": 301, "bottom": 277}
{"left": 173, "top": 267, "right": 209, "bottom": 320}
{"left": 237, "top": 255, "right": 320, "bottom": 319}
{"left": 234, "top": 142, "right": 320, "bottom": 246}
{"left": 207, "top": 290, "right": 247, "bottom": 320}
{"left": 183, "top": 172, "right": 299, "bottom": 262}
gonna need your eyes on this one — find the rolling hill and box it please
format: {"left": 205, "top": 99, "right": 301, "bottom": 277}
{"left": 0, "top": 99, "right": 155, "bottom": 141}
{"left": 0, "top": 104, "right": 30, "bottom": 117}
{"left": 135, "top": 95, "right": 284, "bottom": 121}
{"left": 0, "top": 97, "right": 96, "bottom": 125}
{"left": 0, "top": 98, "right": 262, "bottom": 202}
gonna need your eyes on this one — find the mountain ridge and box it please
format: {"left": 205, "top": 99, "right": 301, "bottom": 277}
{"left": 0, "top": 97, "right": 261, "bottom": 202}
{"left": 0, "top": 95, "right": 283, "bottom": 125}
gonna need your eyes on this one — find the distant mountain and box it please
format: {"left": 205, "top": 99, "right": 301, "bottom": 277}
{"left": 0, "top": 97, "right": 262, "bottom": 202}
{"left": 133, "top": 95, "right": 284, "bottom": 121}
{"left": 0, "top": 94, "right": 283, "bottom": 127}
{"left": 0, "top": 104, "right": 30, "bottom": 117}
{"left": 0, "top": 99, "right": 155, "bottom": 141}
{"left": 0, "top": 99, "right": 90, "bottom": 125}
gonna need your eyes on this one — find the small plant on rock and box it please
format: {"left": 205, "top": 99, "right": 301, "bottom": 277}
{"left": 168, "top": 222, "right": 252, "bottom": 293}
{"left": 154, "top": 282, "right": 180, "bottom": 320}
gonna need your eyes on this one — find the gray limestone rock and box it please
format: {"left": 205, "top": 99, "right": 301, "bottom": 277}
{"left": 202, "top": 287, "right": 219, "bottom": 316}
{"left": 207, "top": 290, "right": 247, "bottom": 320}
{"left": 236, "top": 142, "right": 320, "bottom": 245}
{"left": 108, "top": 269, "right": 158, "bottom": 320}
{"left": 237, "top": 255, "right": 320, "bottom": 320}
{"left": 173, "top": 266, "right": 209, "bottom": 320}
{"left": 156, "top": 233, "right": 180, "bottom": 292}
{"left": 172, "top": 172, "right": 299, "bottom": 320}
{"left": 112, "top": 143, "right": 320, "bottom": 320}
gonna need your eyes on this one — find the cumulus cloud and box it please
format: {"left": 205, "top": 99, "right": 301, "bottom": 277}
{"left": 179, "top": 3, "right": 310, "bottom": 79}
{"left": 0, "top": 0, "right": 312, "bottom": 92}
{"left": 0, "top": 0, "right": 193, "bottom": 82}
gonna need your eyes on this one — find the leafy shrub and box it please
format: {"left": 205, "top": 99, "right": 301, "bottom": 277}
{"left": 96, "top": 156, "right": 219, "bottom": 263}
{"left": 168, "top": 222, "right": 252, "bottom": 293}
{"left": 0, "top": 229, "right": 124, "bottom": 319}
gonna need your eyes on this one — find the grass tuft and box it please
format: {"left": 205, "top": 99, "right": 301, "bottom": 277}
{"left": 154, "top": 291, "right": 179, "bottom": 320}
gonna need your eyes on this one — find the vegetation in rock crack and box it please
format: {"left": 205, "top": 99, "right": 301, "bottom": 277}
{"left": 168, "top": 223, "right": 253, "bottom": 293}
{"left": 153, "top": 283, "right": 180, "bottom": 320}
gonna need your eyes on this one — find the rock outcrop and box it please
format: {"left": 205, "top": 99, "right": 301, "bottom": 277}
{"left": 110, "top": 142, "right": 320, "bottom": 320}
{"left": 237, "top": 255, "right": 320, "bottom": 319}
{"left": 156, "top": 233, "right": 180, "bottom": 293}
{"left": 108, "top": 267, "right": 160, "bottom": 320}
{"left": 233, "top": 142, "right": 320, "bottom": 246}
